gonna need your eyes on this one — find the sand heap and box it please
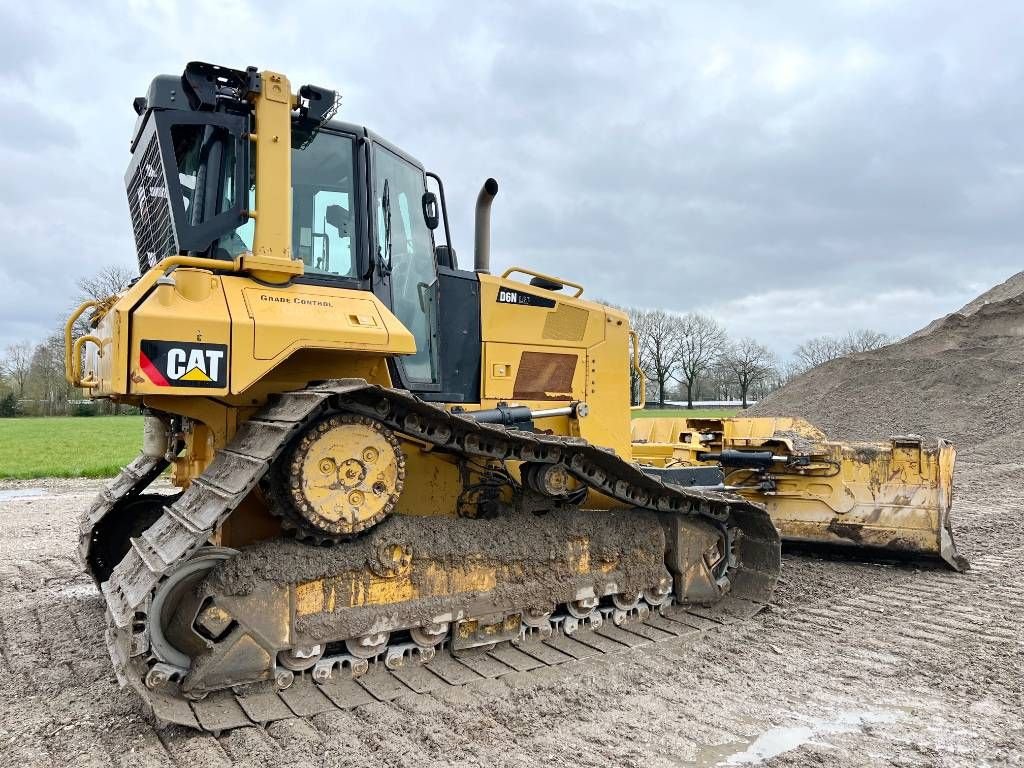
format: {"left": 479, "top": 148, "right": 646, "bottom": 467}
{"left": 747, "top": 271, "right": 1024, "bottom": 462}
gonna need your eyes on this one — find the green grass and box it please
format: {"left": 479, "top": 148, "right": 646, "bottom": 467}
{"left": 632, "top": 408, "right": 739, "bottom": 419}
{"left": 0, "top": 416, "right": 144, "bottom": 479}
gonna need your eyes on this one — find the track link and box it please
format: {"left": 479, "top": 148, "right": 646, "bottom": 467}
{"left": 82, "top": 379, "right": 780, "bottom": 732}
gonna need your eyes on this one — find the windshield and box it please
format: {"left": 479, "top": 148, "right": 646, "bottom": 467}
{"left": 214, "top": 129, "right": 358, "bottom": 278}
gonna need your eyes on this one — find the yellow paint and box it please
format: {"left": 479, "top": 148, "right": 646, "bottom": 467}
{"left": 393, "top": 447, "right": 462, "bottom": 517}
{"left": 472, "top": 273, "right": 634, "bottom": 505}
{"left": 223, "top": 277, "right": 414, "bottom": 393}
{"left": 631, "top": 415, "right": 958, "bottom": 558}
{"left": 298, "top": 418, "right": 402, "bottom": 531}
{"left": 180, "top": 367, "right": 213, "bottom": 382}
{"left": 242, "top": 70, "right": 304, "bottom": 283}
{"left": 295, "top": 580, "right": 325, "bottom": 615}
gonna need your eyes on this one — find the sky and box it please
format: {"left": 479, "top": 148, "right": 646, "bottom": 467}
{"left": 2, "top": 0, "right": 1022, "bottom": 359}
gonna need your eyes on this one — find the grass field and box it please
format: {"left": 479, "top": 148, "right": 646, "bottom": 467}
{"left": 632, "top": 408, "right": 738, "bottom": 419}
{"left": 0, "top": 416, "right": 144, "bottom": 479}
{"left": 0, "top": 409, "right": 740, "bottom": 479}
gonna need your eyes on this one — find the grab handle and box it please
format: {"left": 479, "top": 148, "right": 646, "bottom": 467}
{"left": 70, "top": 335, "right": 102, "bottom": 388}
{"left": 500, "top": 267, "right": 584, "bottom": 298}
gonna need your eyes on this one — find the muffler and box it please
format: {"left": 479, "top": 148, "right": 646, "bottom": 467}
{"left": 474, "top": 177, "right": 498, "bottom": 273}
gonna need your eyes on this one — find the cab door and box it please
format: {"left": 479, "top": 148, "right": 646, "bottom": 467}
{"left": 370, "top": 143, "right": 440, "bottom": 389}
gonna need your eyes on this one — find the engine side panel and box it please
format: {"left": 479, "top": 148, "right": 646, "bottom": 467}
{"left": 477, "top": 273, "right": 634, "bottom": 457}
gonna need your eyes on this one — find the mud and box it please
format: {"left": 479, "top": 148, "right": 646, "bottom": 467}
{"left": 207, "top": 509, "right": 669, "bottom": 643}
{"left": 749, "top": 272, "right": 1024, "bottom": 464}
{"left": 215, "top": 509, "right": 666, "bottom": 597}
{"left": 1, "top": 470, "right": 1019, "bottom": 767}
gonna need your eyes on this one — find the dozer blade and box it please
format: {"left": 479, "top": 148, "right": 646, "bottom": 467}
{"left": 631, "top": 416, "right": 967, "bottom": 571}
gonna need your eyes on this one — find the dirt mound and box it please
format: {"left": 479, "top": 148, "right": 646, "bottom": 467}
{"left": 909, "top": 270, "right": 1024, "bottom": 339}
{"left": 748, "top": 282, "right": 1024, "bottom": 462}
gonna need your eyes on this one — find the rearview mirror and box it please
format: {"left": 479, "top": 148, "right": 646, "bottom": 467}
{"left": 422, "top": 192, "right": 440, "bottom": 230}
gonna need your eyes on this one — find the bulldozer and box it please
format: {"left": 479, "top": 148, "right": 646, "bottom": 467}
{"left": 66, "top": 63, "right": 963, "bottom": 733}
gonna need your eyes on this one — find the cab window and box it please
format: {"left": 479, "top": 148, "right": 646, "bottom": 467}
{"left": 214, "top": 130, "right": 358, "bottom": 278}
{"left": 293, "top": 132, "right": 357, "bottom": 278}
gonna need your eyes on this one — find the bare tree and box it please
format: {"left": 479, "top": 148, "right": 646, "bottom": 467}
{"left": 844, "top": 328, "right": 893, "bottom": 353}
{"left": 793, "top": 335, "right": 846, "bottom": 372}
{"left": 27, "top": 334, "right": 74, "bottom": 415}
{"left": 778, "top": 359, "right": 806, "bottom": 385}
{"left": 792, "top": 328, "right": 893, "bottom": 374}
{"left": 76, "top": 264, "right": 135, "bottom": 303}
{"left": 720, "top": 337, "right": 777, "bottom": 408}
{"left": 623, "top": 306, "right": 649, "bottom": 405}
{"left": 633, "top": 309, "right": 683, "bottom": 405}
{"left": 72, "top": 264, "right": 135, "bottom": 336}
{"left": 674, "top": 312, "right": 727, "bottom": 409}
{"left": 1, "top": 341, "right": 34, "bottom": 398}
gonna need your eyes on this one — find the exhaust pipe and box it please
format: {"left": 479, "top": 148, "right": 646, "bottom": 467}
{"left": 474, "top": 177, "right": 499, "bottom": 273}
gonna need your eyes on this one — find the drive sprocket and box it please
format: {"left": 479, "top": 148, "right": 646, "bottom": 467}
{"left": 268, "top": 413, "right": 405, "bottom": 541}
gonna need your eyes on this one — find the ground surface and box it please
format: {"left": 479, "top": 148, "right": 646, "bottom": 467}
{"left": 0, "top": 461, "right": 1019, "bottom": 767}
{"left": 0, "top": 416, "right": 143, "bottom": 479}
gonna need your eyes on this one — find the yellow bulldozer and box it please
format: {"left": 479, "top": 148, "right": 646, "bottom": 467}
{"left": 66, "top": 63, "right": 963, "bottom": 732}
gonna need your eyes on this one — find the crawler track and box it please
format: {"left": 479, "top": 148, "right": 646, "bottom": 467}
{"left": 82, "top": 379, "right": 780, "bottom": 733}
{"left": 141, "top": 598, "right": 755, "bottom": 733}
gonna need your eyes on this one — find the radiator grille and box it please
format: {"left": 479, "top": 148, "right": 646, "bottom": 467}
{"left": 126, "top": 132, "right": 176, "bottom": 274}
{"left": 542, "top": 303, "right": 589, "bottom": 341}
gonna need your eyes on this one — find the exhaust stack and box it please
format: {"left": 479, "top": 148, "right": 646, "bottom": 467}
{"left": 474, "top": 177, "right": 499, "bottom": 273}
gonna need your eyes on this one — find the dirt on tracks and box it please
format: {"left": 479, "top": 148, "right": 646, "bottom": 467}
{"left": 0, "top": 468, "right": 1020, "bottom": 768}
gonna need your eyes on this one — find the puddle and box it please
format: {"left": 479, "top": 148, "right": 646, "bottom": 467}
{"left": 0, "top": 487, "right": 49, "bottom": 501}
{"left": 696, "top": 709, "right": 904, "bottom": 766}
{"left": 59, "top": 583, "right": 99, "bottom": 599}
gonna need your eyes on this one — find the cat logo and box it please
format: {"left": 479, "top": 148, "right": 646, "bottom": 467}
{"left": 139, "top": 340, "right": 228, "bottom": 389}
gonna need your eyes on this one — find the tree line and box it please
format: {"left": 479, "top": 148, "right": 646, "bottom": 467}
{"left": 624, "top": 307, "right": 894, "bottom": 408}
{"left": 0, "top": 266, "right": 135, "bottom": 416}
{"left": 0, "top": 264, "right": 894, "bottom": 416}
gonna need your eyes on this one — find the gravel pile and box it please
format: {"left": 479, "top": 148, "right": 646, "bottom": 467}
{"left": 747, "top": 272, "right": 1024, "bottom": 462}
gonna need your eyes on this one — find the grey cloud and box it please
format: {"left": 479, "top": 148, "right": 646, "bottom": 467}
{"left": 0, "top": 100, "right": 78, "bottom": 153}
{"left": 1, "top": 1, "right": 1022, "bottom": 359}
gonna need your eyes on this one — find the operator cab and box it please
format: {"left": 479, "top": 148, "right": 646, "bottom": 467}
{"left": 126, "top": 63, "right": 480, "bottom": 402}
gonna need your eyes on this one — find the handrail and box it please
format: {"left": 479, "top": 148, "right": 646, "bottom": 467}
{"left": 500, "top": 267, "right": 584, "bottom": 298}
{"left": 71, "top": 335, "right": 103, "bottom": 388}
{"left": 629, "top": 330, "right": 646, "bottom": 411}
{"left": 64, "top": 301, "right": 99, "bottom": 385}
{"left": 153, "top": 254, "right": 243, "bottom": 274}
